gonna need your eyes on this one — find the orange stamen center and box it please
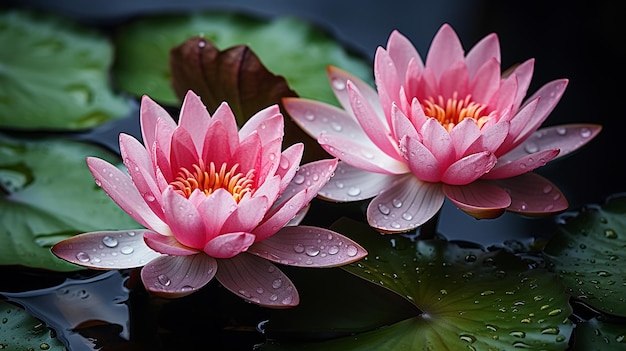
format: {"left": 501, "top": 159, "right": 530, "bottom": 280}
{"left": 422, "top": 92, "right": 491, "bottom": 131}
{"left": 171, "top": 160, "right": 255, "bottom": 202}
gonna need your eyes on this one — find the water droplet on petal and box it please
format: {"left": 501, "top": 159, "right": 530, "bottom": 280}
{"left": 524, "top": 142, "right": 539, "bottom": 153}
{"left": 272, "top": 279, "right": 283, "bottom": 289}
{"left": 293, "top": 244, "right": 305, "bottom": 253}
{"left": 279, "top": 157, "right": 290, "bottom": 169}
{"left": 392, "top": 198, "right": 403, "bottom": 208}
{"left": 604, "top": 229, "right": 618, "bottom": 239}
{"left": 293, "top": 174, "right": 305, "bottom": 185}
{"left": 281, "top": 296, "right": 293, "bottom": 305}
{"left": 331, "top": 122, "right": 343, "bottom": 132}
{"left": 304, "top": 111, "right": 315, "bottom": 121}
{"left": 102, "top": 236, "right": 118, "bottom": 248}
{"left": 347, "top": 187, "right": 361, "bottom": 196}
{"left": 157, "top": 274, "right": 171, "bottom": 286}
{"left": 328, "top": 245, "right": 339, "bottom": 255}
{"left": 332, "top": 78, "right": 346, "bottom": 90}
{"left": 76, "top": 252, "right": 90, "bottom": 263}
{"left": 120, "top": 246, "right": 134, "bottom": 255}
{"left": 402, "top": 212, "right": 413, "bottom": 221}
{"left": 256, "top": 287, "right": 265, "bottom": 294}
{"left": 346, "top": 245, "right": 358, "bottom": 257}
{"left": 580, "top": 127, "right": 591, "bottom": 138}
{"left": 305, "top": 246, "right": 320, "bottom": 257}
{"left": 556, "top": 127, "right": 567, "bottom": 135}
{"left": 378, "top": 203, "right": 391, "bottom": 215}
{"left": 145, "top": 194, "right": 156, "bottom": 202}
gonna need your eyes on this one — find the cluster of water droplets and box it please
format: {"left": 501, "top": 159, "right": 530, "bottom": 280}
{"left": 72, "top": 231, "right": 150, "bottom": 268}
{"left": 236, "top": 264, "right": 295, "bottom": 306}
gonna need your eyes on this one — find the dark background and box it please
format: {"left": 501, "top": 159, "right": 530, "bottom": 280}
{"left": 5, "top": 0, "right": 624, "bottom": 244}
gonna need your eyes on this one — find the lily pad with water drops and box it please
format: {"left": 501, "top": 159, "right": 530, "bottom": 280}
{"left": 262, "top": 217, "right": 574, "bottom": 350}
{"left": 571, "top": 317, "right": 626, "bottom": 350}
{"left": 112, "top": 11, "right": 373, "bottom": 107}
{"left": 0, "top": 300, "right": 66, "bottom": 351}
{"left": 0, "top": 133, "right": 140, "bottom": 271}
{"left": 0, "top": 10, "right": 131, "bottom": 130}
{"left": 543, "top": 194, "right": 626, "bottom": 317}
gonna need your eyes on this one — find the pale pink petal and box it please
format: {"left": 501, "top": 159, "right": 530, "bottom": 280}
{"left": 275, "top": 143, "right": 304, "bottom": 193}
{"left": 142, "top": 254, "right": 217, "bottom": 298}
{"left": 140, "top": 95, "right": 176, "bottom": 153}
{"left": 221, "top": 196, "right": 269, "bottom": 233}
{"left": 492, "top": 172, "right": 569, "bottom": 215}
{"left": 443, "top": 181, "right": 511, "bottom": 219}
{"left": 348, "top": 81, "right": 400, "bottom": 158}
{"left": 326, "top": 65, "right": 382, "bottom": 116}
{"left": 86, "top": 157, "right": 169, "bottom": 234}
{"left": 438, "top": 61, "right": 469, "bottom": 98}
{"left": 497, "top": 98, "right": 539, "bottom": 155}
{"left": 208, "top": 102, "right": 240, "bottom": 150}
{"left": 153, "top": 118, "right": 175, "bottom": 181}
{"left": 283, "top": 97, "right": 371, "bottom": 144}
{"left": 465, "top": 32, "right": 500, "bottom": 78}
{"left": 51, "top": 230, "right": 162, "bottom": 269}
{"left": 493, "top": 74, "right": 519, "bottom": 118}
{"left": 238, "top": 105, "right": 283, "bottom": 144}
{"left": 420, "top": 118, "right": 455, "bottom": 168}
{"left": 441, "top": 151, "right": 497, "bottom": 185}
{"left": 400, "top": 135, "right": 442, "bottom": 182}
{"left": 216, "top": 253, "right": 299, "bottom": 308}
{"left": 367, "top": 175, "right": 445, "bottom": 233}
{"left": 204, "top": 232, "right": 256, "bottom": 258}
{"left": 425, "top": 24, "right": 465, "bottom": 79}
{"left": 387, "top": 30, "right": 423, "bottom": 76}
{"left": 515, "top": 79, "right": 569, "bottom": 144}
{"left": 277, "top": 158, "right": 338, "bottom": 207}
{"left": 484, "top": 149, "right": 560, "bottom": 179}
{"left": 257, "top": 138, "right": 283, "bottom": 185}
{"left": 232, "top": 132, "right": 262, "bottom": 181}
{"left": 169, "top": 127, "right": 199, "bottom": 174}
{"left": 252, "top": 174, "right": 281, "bottom": 207}
{"left": 390, "top": 103, "right": 420, "bottom": 142}
{"left": 286, "top": 204, "right": 309, "bottom": 226}
{"left": 374, "top": 46, "right": 401, "bottom": 124}
{"left": 144, "top": 230, "right": 198, "bottom": 256}
{"left": 318, "top": 133, "right": 407, "bottom": 175}
{"left": 449, "top": 118, "right": 481, "bottom": 157}
{"left": 178, "top": 90, "right": 211, "bottom": 148}
{"left": 197, "top": 189, "right": 238, "bottom": 242}
{"left": 499, "top": 124, "right": 602, "bottom": 166}
{"left": 469, "top": 57, "right": 501, "bottom": 104}
{"left": 507, "top": 59, "right": 535, "bottom": 110}
{"left": 253, "top": 191, "right": 306, "bottom": 241}
{"left": 317, "top": 162, "right": 399, "bottom": 202}
{"left": 200, "top": 121, "right": 233, "bottom": 167}
{"left": 161, "top": 187, "right": 206, "bottom": 249}
{"left": 248, "top": 225, "right": 367, "bottom": 267}
{"left": 464, "top": 119, "right": 510, "bottom": 156}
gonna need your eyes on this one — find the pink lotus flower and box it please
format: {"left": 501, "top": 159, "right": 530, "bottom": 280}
{"left": 52, "top": 90, "right": 367, "bottom": 307}
{"left": 283, "top": 24, "right": 601, "bottom": 234}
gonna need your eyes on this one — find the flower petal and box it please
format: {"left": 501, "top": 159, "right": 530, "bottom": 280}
{"left": 142, "top": 254, "right": 217, "bottom": 298}
{"left": 144, "top": 231, "right": 199, "bottom": 256}
{"left": 484, "top": 149, "right": 559, "bottom": 179}
{"left": 492, "top": 172, "right": 569, "bottom": 216}
{"left": 86, "top": 157, "right": 169, "bottom": 234}
{"left": 387, "top": 30, "right": 423, "bottom": 77}
{"left": 425, "top": 24, "right": 465, "bottom": 79}
{"left": 326, "top": 65, "right": 382, "bottom": 116}
{"left": 275, "top": 143, "right": 304, "bottom": 193}
{"left": 169, "top": 126, "right": 199, "bottom": 175}
{"left": 140, "top": 94, "right": 176, "bottom": 154}
{"left": 366, "top": 175, "right": 445, "bottom": 233}
{"left": 161, "top": 187, "right": 207, "bottom": 249}
{"left": 443, "top": 181, "right": 511, "bottom": 219}
{"left": 221, "top": 196, "right": 269, "bottom": 233}
{"left": 441, "top": 151, "right": 497, "bottom": 185}
{"left": 51, "top": 230, "right": 161, "bottom": 269}
{"left": 216, "top": 253, "right": 299, "bottom": 308}
{"left": 238, "top": 104, "right": 283, "bottom": 146}
{"left": 317, "top": 162, "right": 399, "bottom": 202}
{"left": 274, "top": 158, "right": 339, "bottom": 210}
{"left": 465, "top": 32, "right": 500, "bottom": 78}
{"left": 254, "top": 190, "right": 306, "bottom": 241}
{"left": 178, "top": 90, "right": 211, "bottom": 148}
{"left": 204, "top": 232, "right": 256, "bottom": 258}
{"left": 400, "top": 135, "right": 442, "bottom": 182}
{"left": 515, "top": 79, "right": 569, "bottom": 143}
{"left": 247, "top": 225, "right": 367, "bottom": 267}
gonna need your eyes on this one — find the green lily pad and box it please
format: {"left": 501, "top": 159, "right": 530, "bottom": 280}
{"left": 543, "top": 194, "right": 626, "bottom": 317}
{"left": 262, "top": 218, "right": 574, "bottom": 350}
{"left": 112, "top": 11, "right": 373, "bottom": 106}
{"left": 0, "top": 300, "right": 66, "bottom": 350}
{"left": 0, "top": 9, "right": 131, "bottom": 130}
{"left": 0, "top": 133, "right": 139, "bottom": 271}
{"left": 571, "top": 317, "right": 626, "bottom": 350}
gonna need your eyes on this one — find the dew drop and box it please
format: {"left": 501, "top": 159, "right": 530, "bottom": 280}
{"left": 269, "top": 294, "right": 278, "bottom": 301}
{"left": 76, "top": 252, "right": 90, "bottom": 263}
{"left": 346, "top": 245, "right": 358, "bottom": 257}
{"left": 145, "top": 194, "right": 156, "bottom": 202}
{"left": 328, "top": 245, "right": 339, "bottom": 255}
{"left": 541, "top": 327, "right": 560, "bottom": 335}
{"left": 604, "top": 229, "right": 618, "bottom": 239}
{"left": 509, "top": 331, "right": 526, "bottom": 338}
{"left": 331, "top": 122, "right": 343, "bottom": 132}
{"left": 293, "top": 243, "right": 305, "bottom": 253}
{"left": 102, "top": 235, "right": 118, "bottom": 248}
{"left": 256, "top": 287, "right": 264, "bottom": 294}
{"left": 272, "top": 279, "right": 283, "bottom": 289}
{"left": 524, "top": 142, "right": 539, "bottom": 153}
{"left": 555, "top": 335, "right": 566, "bottom": 342}
{"left": 305, "top": 246, "right": 320, "bottom": 257}
{"left": 267, "top": 265, "right": 276, "bottom": 273}
{"left": 293, "top": 174, "right": 305, "bottom": 185}
{"left": 378, "top": 203, "right": 391, "bottom": 215}
{"left": 556, "top": 127, "right": 567, "bottom": 135}
{"left": 580, "top": 127, "right": 592, "bottom": 138}
{"left": 335, "top": 181, "right": 345, "bottom": 189}
{"left": 304, "top": 111, "right": 315, "bottom": 121}
{"left": 331, "top": 78, "right": 346, "bottom": 90}
{"left": 279, "top": 157, "right": 290, "bottom": 170}
{"left": 157, "top": 274, "right": 171, "bottom": 286}
{"left": 401, "top": 212, "right": 413, "bottom": 221}
{"left": 281, "top": 296, "right": 293, "bottom": 305}
{"left": 392, "top": 198, "right": 403, "bottom": 208}
{"left": 548, "top": 308, "right": 562, "bottom": 316}
{"left": 347, "top": 187, "right": 361, "bottom": 196}
{"left": 459, "top": 334, "right": 476, "bottom": 343}
{"left": 120, "top": 246, "right": 134, "bottom": 255}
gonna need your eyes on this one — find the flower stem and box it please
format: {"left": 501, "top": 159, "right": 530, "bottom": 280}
{"left": 418, "top": 210, "right": 441, "bottom": 240}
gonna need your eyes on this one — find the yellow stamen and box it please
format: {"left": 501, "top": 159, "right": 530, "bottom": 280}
{"left": 171, "top": 160, "right": 255, "bottom": 202}
{"left": 422, "top": 92, "right": 491, "bottom": 131}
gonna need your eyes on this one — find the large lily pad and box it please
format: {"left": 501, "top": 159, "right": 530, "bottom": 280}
{"left": 543, "top": 194, "right": 626, "bottom": 317}
{"left": 0, "top": 133, "right": 139, "bottom": 271}
{"left": 112, "top": 11, "right": 373, "bottom": 107}
{"left": 571, "top": 317, "right": 626, "bottom": 350}
{"left": 0, "top": 10, "right": 131, "bottom": 130}
{"left": 263, "top": 217, "right": 574, "bottom": 350}
{"left": 0, "top": 300, "right": 66, "bottom": 351}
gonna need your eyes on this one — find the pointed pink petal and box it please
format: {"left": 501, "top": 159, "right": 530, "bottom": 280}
{"left": 367, "top": 175, "right": 445, "bottom": 233}
{"left": 274, "top": 158, "right": 339, "bottom": 209}
{"left": 374, "top": 46, "right": 401, "bottom": 124}
{"left": 400, "top": 135, "right": 442, "bottom": 182}
{"left": 421, "top": 118, "right": 455, "bottom": 167}
{"left": 485, "top": 149, "right": 559, "bottom": 179}
{"left": 318, "top": 133, "right": 407, "bottom": 174}
{"left": 516, "top": 79, "right": 569, "bottom": 143}
{"left": 438, "top": 61, "right": 469, "bottom": 98}
{"left": 200, "top": 121, "right": 233, "bottom": 167}
{"left": 286, "top": 204, "right": 309, "bottom": 226}
{"left": 86, "top": 157, "right": 169, "bottom": 234}
{"left": 216, "top": 253, "right": 299, "bottom": 308}
{"left": 142, "top": 254, "right": 217, "bottom": 298}
{"left": 275, "top": 143, "right": 304, "bottom": 193}
{"left": 248, "top": 225, "right": 367, "bottom": 267}
{"left": 169, "top": 127, "right": 199, "bottom": 174}
{"left": 221, "top": 196, "right": 269, "bottom": 233}
{"left": 492, "top": 172, "right": 569, "bottom": 215}
{"left": 499, "top": 124, "right": 601, "bottom": 166}
{"left": 140, "top": 95, "right": 176, "bottom": 154}
{"left": 390, "top": 103, "right": 420, "bottom": 142}
{"left": 204, "top": 232, "right": 256, "bottom": 258}
{"left": 449, "top": 118, "right": 481, "bottom": 157}
{"left": 507, "top": 59, "right": 535, "bottom": 110}
{"left": 51, "top": 230, "right": 161, "bottom": 269}
{"left": 197, "top": 189, "right": 238, "bottom": 241}
{"left": 254, "top": 191, "right": 306, "bottom": 241}
{"left": 144, "top": 231, "right": 198, "bottom": 256}
{"left": 326, "top": 65, "right": 382, "bottom": 116}
{"left": 208, "top": 102, "right": 240, "bottom": 152}
{"left": 233, "top": 131, "right": 263, "bottom": 178}
{"left": 153, "top": 118, "right": 175, "bottom": 181}
{"left": 443, "top": 181, "right": 511, "bottom": 219}
{"left": 178, "top": 90, "right": 211, "bottom": 147}
{"left": 497, "top": 97, "right": 539, "bottom": 154}
{"left": 465, "top": 32, "right": 500, "bottom": 78}
{"left": 441, "top": 151, "right": 497, "bottom": 185}
{"left": 317, "top": 162, "right": 399, "bottom": 202}
{"left": 387, "top": 30, "right": 423, "bottom": 76}
{"left": 161, "top": 187, "right": 207, "bottom": 249}
{"left": 469, "top": 58, "right": 501, "bottom": 104}
{"left": 238, "top": 105, "right": 283, "bottom": 146}
{"left": 425, "top": 24, "right": 465, "bottom": 79}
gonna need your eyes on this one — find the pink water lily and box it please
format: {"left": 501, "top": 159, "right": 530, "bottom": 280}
{"left": 52, "top": 90, "right": 367, "bottom": 307}
{"left": 283, "top": 24, "right": 601, "bottom": 233}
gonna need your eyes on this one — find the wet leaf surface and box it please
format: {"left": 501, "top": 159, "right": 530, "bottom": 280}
{"left": 543, "top": 194, "right": 626, "bottom": 317}
{"left": 0, "top": 10, "right": 131, "bottom": 130}
{"left": 112, "top": 11, "right": 373, "bottom": 107}
{"left": 0, "top": 300, "right": 66, "bottom": 351}
{"left": 571, "top": 317, "right": 626, "bottom": 350}
{"left": 0, "top": 133, "right": 140, "bottom": 271}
